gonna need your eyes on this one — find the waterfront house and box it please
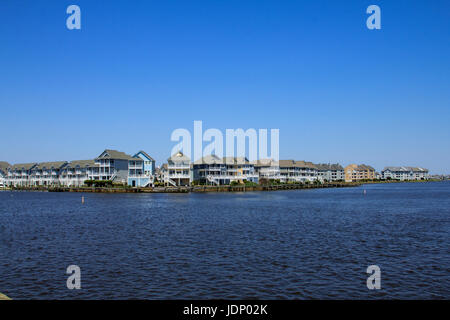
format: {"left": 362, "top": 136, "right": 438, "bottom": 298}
{"left": 165, "top": 151, "right": 191, "bottom": 186}
{"left": 193, "top": 154, "right": 226, "bottom": 185}
{"left": 381, "top": 167, "right": 429, "bottom": 181}
{"left": 193, "top": 155, "right": 258, "bottom": 185}
{"left": 59, "top": 160, "right": 97, "bottom": 187}
{"left": 94, "top": 149, "right": 133, "bottom": 183}
{"left": 30, "top": 161, "right": 68, "bottom": 186}
{"left": 315, "top": 163, "right": 345, "bottom": 182}
{"left": 128, "top": 151, "right": 155, "bottom": 187}
{"left": 344, "top": 164, "right": 376, "bottom": 182}
{"left": 411, "top": 167, "right": 429, "bottom": 180}
{"left": 223, "top": 157, "right": 259, "bottom": 184}
{"left": 252, "top": 159, "right": 282, "bottom": 181}
{"left": 6, "top": 163, "right": 37, "bottom": 187}
{"left": 0, "top": 162, "right": 10, "bottom": 187}
{"left": 279, "top": 160, "right": 319, "bottom": 183}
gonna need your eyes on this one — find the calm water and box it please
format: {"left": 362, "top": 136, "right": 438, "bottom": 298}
{"left": 0, "top": 182, "right": 449, "bottom": 299}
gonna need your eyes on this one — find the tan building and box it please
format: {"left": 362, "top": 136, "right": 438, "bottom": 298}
{"left": 344, "top": 164, "right": 376, "bottom": 182}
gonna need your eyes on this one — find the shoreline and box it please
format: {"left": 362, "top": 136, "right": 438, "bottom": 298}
{"left": 1, "top": 180, "right": 444, "bottom": 194}
{"left": 2, "top": 182, "right": 357, "bottom": 193}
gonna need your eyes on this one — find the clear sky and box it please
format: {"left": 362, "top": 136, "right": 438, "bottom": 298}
{"left": 0, "top": 0, "right": 449, "bottom": 173}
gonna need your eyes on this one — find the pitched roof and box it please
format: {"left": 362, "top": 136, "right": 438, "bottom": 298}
{"left": 383, "top": 166, "right": 428, "bottom": 172}
{"left": 223, "top": 157, "right": 249, "bottom": 165}
{"left": 9, "top": 163, "right": 38, "bottom": 170}
{"left": 134, "top": 150, "right": 155, "bottom": 162}
{"left": 315, "top": 163, "right": 344, "bottom": 171}
{"left": 358, "top": 164, "right": 375, "bottom": 171}
{"left": 279, "top": 160, "right": 317, "bottom": 169}
{"left": 0, "top": 162, "right": 10, "bottom": 171}
{"left": 35, "top": 161, "right": 68, "bottom": 170}
{"left": 66, "top": 160, "right": 96, "bottom": 168}
{"left": 96, "top": 149, "right": 134, "bottom": 160}
{"left": 296, "top": 161, "right": 318, "bottom": 169}
{"left": 346, "top": 164, "right": 376, "bottom": 171}
{"left": 168, "top": 151, "right": 190, "bottom": 162}
{"left": 279, "top": 160, "right": 296, "bottom": 168}
{"left": 251, "top": 159, "right": 279, "bottom": 167}
{"left": 194, "top": 154, "right": 223, "bottom": 165}
{"left": 383, "top": 166, "right": 405, "bottom": 172}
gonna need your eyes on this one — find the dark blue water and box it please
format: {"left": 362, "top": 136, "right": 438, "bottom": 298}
{"left": 0, "top": 182, "right": 449, "bottom": 299}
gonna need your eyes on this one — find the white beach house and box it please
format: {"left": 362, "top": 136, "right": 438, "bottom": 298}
{"left": 381, "top": 167, "right": 429, "bottom": 181}
{"left": 164, "top": 151, "right": 191, "bottom": 186}
{"left": 279, "top": 160, "right": 319, "bottom": 183}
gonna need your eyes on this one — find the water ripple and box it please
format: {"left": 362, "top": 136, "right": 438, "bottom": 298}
{"left": 0, "top": 182, "right": 449, "bottom": 299}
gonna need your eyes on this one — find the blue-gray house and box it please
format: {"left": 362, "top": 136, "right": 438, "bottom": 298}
{"left": 128, "top": 151, "right": 156, "bottom": 187}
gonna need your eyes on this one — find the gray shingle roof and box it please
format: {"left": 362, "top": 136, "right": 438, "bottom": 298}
{"left": 347, "top": 164, "right": 376, "bottom": 171}
{"left": 67, "top": 160, "right": 96, "bottom": 168}
{"left": 382, "top": 166, "right": 428, "bottom": 172}
{"left": 315, "top": 163, "right": 344, "bottom": 171}
{"left": 279, "top": 160, "right": 296, "bottom": 168}
{"left": 299, "top": 161, "right": 318, "bottom": 169}
{"left": 0, "top": 162, "right": 10, "bottom": 171}
{"left": 35, "top": 161, "right": 68, "bottom": 170}
{"left": 96, "top": 149, "right": 134, "bottom": 160}
{"left": 279, "top": 160, "right": 317, "bottom": 169}
{"left": 251, "top": 159, "right": 279, "bottom": 167}
{"left": 358, "top": 164, "right": 375, "bottom": 171}
{"left": 223, "top": 157, "right": 250, "bottom": 165}
{"left": 9, "top": 163, "right": 38, "bottom": 170}
{"left": 194, "top": 154, "right": 223, "bottom": 165}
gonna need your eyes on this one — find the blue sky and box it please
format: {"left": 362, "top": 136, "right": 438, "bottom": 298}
{"left": 0, "top": 0, "right": 449, "bottom": 173}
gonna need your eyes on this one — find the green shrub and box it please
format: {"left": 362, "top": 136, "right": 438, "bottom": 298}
{"left": 84, "top": 180, "right": 113, "bottom": 187}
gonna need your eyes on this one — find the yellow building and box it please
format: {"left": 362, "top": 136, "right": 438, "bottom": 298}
{"left": 344, "top": 164, "right": 376, "bottom": 182}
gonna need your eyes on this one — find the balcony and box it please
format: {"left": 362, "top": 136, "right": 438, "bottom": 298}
{"left": 169, "top": 173, "right": 190, "bottom": 179}
{"left": 128, "top": 174, "right": 152, "bottom": 179}
{"left": 168, "top": 165, "right": 190, "bottom": 170}
{"left": 207, "top": 173, "right": 259, "bottom": 180}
